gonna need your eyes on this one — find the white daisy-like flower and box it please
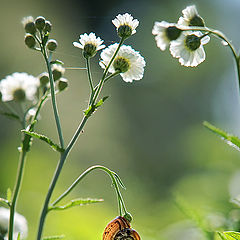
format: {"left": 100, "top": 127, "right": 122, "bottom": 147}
{"left": 112, "top": 13, "right": 139, "bottom": 38}
{"left": 73, "top": 32, "right": 105, "bottom": 58}
{"left": 178, "top": 5, "right": 205, "bottom": 27}
{"left": 0, "top": 207, "right": 28, "bottom": 240}
{"left": 0, "top": 72, "right": 39, "bottom": 102}
{"left": 99, "top": 43, "right": 146, "bottom": 82}
{"left": 170, "top": 31, "right": 210, "bottom": 67}
{"left": 152, "top": 21, "right": 182, "bottom": 51}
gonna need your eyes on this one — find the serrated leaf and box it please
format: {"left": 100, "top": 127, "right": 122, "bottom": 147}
{"left": 7, "top": 188, "right": 12, "bottom": 203}
{"left": 203, "top": 121, "right": 240, "bottom": 151}
{"left": 218, "top": 232, "right": 228, "bottom": 240}
{"left": 219, "top": 232, "right": 240, "bottom": 240}
{"left": 22, "top": 130, "right": 64, "bottom": 153}
{"left": 95, "top": 96, "right": 109, "bottom": 108}
{"left": 50, "top": 60, "right": 64, "bottom": 65}
{"left": 49, "top": 198, "right": 103, "bottom": 211}
{"left": 0, "top": 198, "right": 10, "bottom": 207}
{"left": 42, "top": 235, "right": 65, "bottom": 240}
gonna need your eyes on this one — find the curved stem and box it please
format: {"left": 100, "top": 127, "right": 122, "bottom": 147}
{"left": 8, "top": 150, "right": 27, "bottom": 240}
{"left": 42, "top": 48, "right": 64, "bottom": 148}
{"left": 51, "top": 165, "right": 127, "bottom": 216}
{"left": 180, "top": 26, "right": 240, "bottom": 91}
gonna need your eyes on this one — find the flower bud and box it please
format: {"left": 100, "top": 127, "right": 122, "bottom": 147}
{"left": 22, "top": 16, "right": 36, "bottom": 35}
{"left": 113, "top": 56, "right": 130, "bottom": 73}
{"left": 83, "top": 43, "right": 97, "bottom": 58}
{"left": 24, "top": 34, "right": 36, "bottom": 49}
{"left": 35, "top": 16, "right": 46, "bottom": 31}
{"left": 44, "top": 21, "right": 52, "bottom": 33}
{"left": 52, "top": 64, "right": 65, "bottom": 81}
{"left": 124, "top": 212, "right": 133, "bottom": 223}
{"left": 117, "top": 25, "right": 132, "bottom": 39}
{"left": 38, "top": 72, "right": 49, "bottom": 85}
{"left": 46, "top": 39, "right": 58, "bottom": 51}
{"left": 57, "top": 78, "right": 68, "bottom": 91}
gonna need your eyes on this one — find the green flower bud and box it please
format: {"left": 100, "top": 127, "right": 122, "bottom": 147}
{"left": 22, "top": 16, "right": 36, "bottom": 35}
{"left": 46, "top": 39, "right": 58, "bottom": 51}
{"left": 44, "top": 21, "right": 52, "bottom": 33}
{"left": 83, "top": 43, "right": 97, "bottom": 58}
{"left": 58, "top": 78, "right": 68, "bottom": 91}
{"left": 35, "top": 16, "right": 46, "bottom": 31}
{"left": 24, "top": 34, "right": 36, "bottom": 49}
{"left": 113, "top": 56, "right": 130, "bottom": 73}
{"left": 38, "top": 72, "right": 49, "bottom": 85}
{"left": 117, "top": 24, "right": 132, "bottom": 39}
{"left": 13, "top": 88, "right": 26, "bottom": 101}
{"left": 52, "top": 64, "right": 65, "bottom": 81}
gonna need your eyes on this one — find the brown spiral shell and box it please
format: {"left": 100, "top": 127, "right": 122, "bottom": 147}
{"left": 103, "top": 216, "right": 141, "bottom": 240}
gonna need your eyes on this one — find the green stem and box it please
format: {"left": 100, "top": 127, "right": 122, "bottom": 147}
{"left": 37, "top": 115, "right": 89, "bottom": 240}
{"left": 51, "top": 165, "right": 127, "bottom": 216}
{"left": 8, "top": 90, "right": 49, "bottom": 240}
{"left": 181, "top": 26, "right": 240, "bottom": 92}
{"left": 90, "top": 38, "right": 125, "bottom": 106}
{"left": 42, "top": 48, "right": 64, "bottom": 149}
{"left": 86, "top": 57, "right": 94, "bottom": 92}
{"left": 8, "top": 150, "right": 27, "bottom": 240}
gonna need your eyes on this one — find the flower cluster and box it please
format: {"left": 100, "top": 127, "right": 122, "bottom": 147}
{"left": 152, "top": 5, "right": 210, "bottom": 67}
{"left": 73, "top": 13, "right": 145, "bottom": 83}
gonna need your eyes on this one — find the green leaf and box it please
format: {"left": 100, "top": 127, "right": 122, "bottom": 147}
{"left": 42, "top": 235, "right": 65, "bottom": 240}
{"left": 219, "top": 232, "right": 240, "bottom": 240}
{"left": 203, "top": 121, "right": 240, "bottom": 151}
{"left": 95, "top": 96, "right": 109, "bottom": 108}
{"left": 22, "top": 130, "right": 64, "bottom": 153}
{"left": 0, "top": 197, "right": 10, "bottom": 207}
{"left": 84, "top": 96, "right": 109, "bottom": 117}
{"left": 7, "top": 188, "right": 12, "bottom": 203}
{"left": 50, "top": 60, "right": 64, "bottom": 65}
{"left": 17, "top": 233, "right": 20, "bottom": 240}
{"left": 49, "top": 198, "right": 103, "bottom": 211}
{"left": 218, "top": 232, "right": 228, "bottom": 240}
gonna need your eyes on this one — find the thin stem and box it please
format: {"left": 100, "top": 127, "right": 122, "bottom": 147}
{"left": 8, "top": 90, "right": 49, "bottom": 240}
{"left": 90, "top": 38, "right": 125, "bottom": 106}
{"left": 37, "top": 115, "right": 89, "bottom": 240}
{"left": 181, "top": 26, "right": 240, "bottom": 91}
{"left": 51, "top": 165, "right": 127, "bottom": 216}
{"left": 8, "top": 150, "right": 27, "bottom": 240}
{"left": 86, "top": 57, "right": 94, "bottom": 92}
{"left": 42, "top": 48, "right": 64, "bottom": 148}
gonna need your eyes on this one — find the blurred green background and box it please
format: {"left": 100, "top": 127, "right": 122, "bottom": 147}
{"left": 1, "top": 0, "right": 240, "bottom": 239}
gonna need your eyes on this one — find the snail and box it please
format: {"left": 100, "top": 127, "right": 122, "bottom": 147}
{"left": 103, "top": 216, "right": 140, "bottom": 240}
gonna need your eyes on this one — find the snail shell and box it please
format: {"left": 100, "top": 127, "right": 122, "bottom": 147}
{"left": 103, "top": 216, "right": 140, "bottom": 240}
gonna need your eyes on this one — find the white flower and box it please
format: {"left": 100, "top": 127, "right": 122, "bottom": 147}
{"left": 178, "top": 5, "right": 205, "bottom": 27}
{"left": 99, "top": 43, "right": 146, "bottom": 82}
{"left": 0, "top": 207, "right": 28, "bottom": 240}
{"left": 170, "top": 31, "right": 210, "bottom": 67}
{"left": 112, "top": 13, "right": 139, "bottom": 38}
{"left": 152, "top": 21, "right": 182, "bottom": 51}
{"left": 73, "top": 32, "right": 105, "bottom": 58}
{"left": 0, "top": 72, "right": 39, "bottom": 102}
